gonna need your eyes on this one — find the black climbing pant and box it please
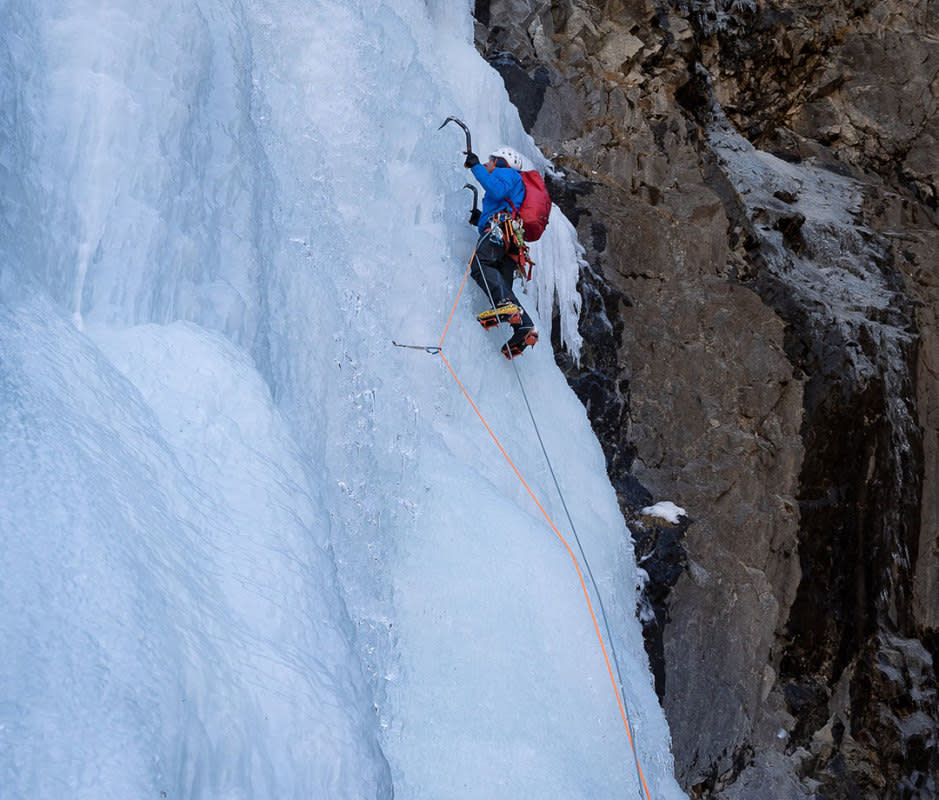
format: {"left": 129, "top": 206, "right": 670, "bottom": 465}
{"left": 471, "top": 226, "right": 534, "bottom": 329}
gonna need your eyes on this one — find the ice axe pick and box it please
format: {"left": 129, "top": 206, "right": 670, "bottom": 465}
{"left": 438, "top": 116, "right": 472, "bottom": 155}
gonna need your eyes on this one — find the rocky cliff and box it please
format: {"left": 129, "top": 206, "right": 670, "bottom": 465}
{"left": 473, "top": 1, "right": 939, "bottom": 797}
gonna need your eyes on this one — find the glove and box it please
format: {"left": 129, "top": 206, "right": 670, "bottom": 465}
{"left": 468, "top": 208, "right": 481, "bottom": 226}
{"left": 463, "top": 151, "right": 480, "bottom": 169}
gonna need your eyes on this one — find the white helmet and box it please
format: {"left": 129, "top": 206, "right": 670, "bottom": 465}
{"left": 489, "top": 146, "right": 523, "bottom": 170}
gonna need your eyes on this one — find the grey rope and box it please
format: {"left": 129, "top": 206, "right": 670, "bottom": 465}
{"left": 507, "top": 352, "right": 646, "bottom": 797}
{"left": 474, "top": 233, "right": 647, "bottom": 795}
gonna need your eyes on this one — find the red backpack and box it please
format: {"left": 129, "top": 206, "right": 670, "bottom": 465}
{"left": 510, "top": 170, "right": 551, "bottom": 242}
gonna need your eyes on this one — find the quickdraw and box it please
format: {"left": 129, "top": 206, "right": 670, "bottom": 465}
{"left": 392, "top": 341, "right": 441, "bottom": 355}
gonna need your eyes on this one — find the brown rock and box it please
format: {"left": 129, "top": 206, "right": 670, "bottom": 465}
{"left": 476, "top": 0, "right": 939, "bottom": 795}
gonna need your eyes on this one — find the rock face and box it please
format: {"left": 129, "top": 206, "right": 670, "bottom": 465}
{"left": 474, "top": 0, "right": 938, "bottom": 796}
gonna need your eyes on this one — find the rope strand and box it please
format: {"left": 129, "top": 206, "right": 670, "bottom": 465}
{"left": 436, "top": 247, "right": 652, "bottom": 799}
{"left": 504, "top": 353, "right": 651, "bottom": 800}
{"left": 397, "top": 229, "right": 653, "bottom": 799}
{"left": 438, "top": 351, "right": 652, "bottom": 800}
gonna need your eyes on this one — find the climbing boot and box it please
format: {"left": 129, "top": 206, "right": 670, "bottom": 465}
{"left": 477, "top": 300, "right": 522, "bottom": 329}
{"left": 501, "top": 327, "right": 539, "bottom": 359}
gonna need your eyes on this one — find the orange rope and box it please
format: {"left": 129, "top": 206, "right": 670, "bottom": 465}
{"left": 436, "top": 350, "right": 653, "bottom": 800}
{"left": 438, "top": 252, "right": 474, "bottom": 349}
{"left": 429, "top": 244, "right": 653, "bottom": 799}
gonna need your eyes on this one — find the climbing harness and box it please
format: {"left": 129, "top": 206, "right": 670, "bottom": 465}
{"left": 393, "top": 237, "right": 655, "bottom": 800}
{"left": 492, "top": 211, "right": 534, "bottom": 282}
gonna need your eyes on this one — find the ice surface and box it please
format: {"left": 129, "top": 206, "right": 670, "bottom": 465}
{"left": 1, "top": 1, "right": 685, "bottom": 798}
{"left": 1, "top": 302, "right": 390, "bottom": 798}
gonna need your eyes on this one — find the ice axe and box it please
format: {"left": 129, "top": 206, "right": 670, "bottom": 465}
{"left": 438, "top": 116, "right": 472, "bottom": 155}
{"left": 439, "top": 117, "right": 481, "bottom": 224}
{"left": 463, "top": 183, "right": 481, "bottom": 226}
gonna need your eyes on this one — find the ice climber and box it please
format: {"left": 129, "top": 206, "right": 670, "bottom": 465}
{"left": 464, "top": 146, "right": 539, "bottom": 358}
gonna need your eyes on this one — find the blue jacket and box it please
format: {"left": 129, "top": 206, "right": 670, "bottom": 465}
{"left": 470, "top": 164, "right": 526, "bottom": 234}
